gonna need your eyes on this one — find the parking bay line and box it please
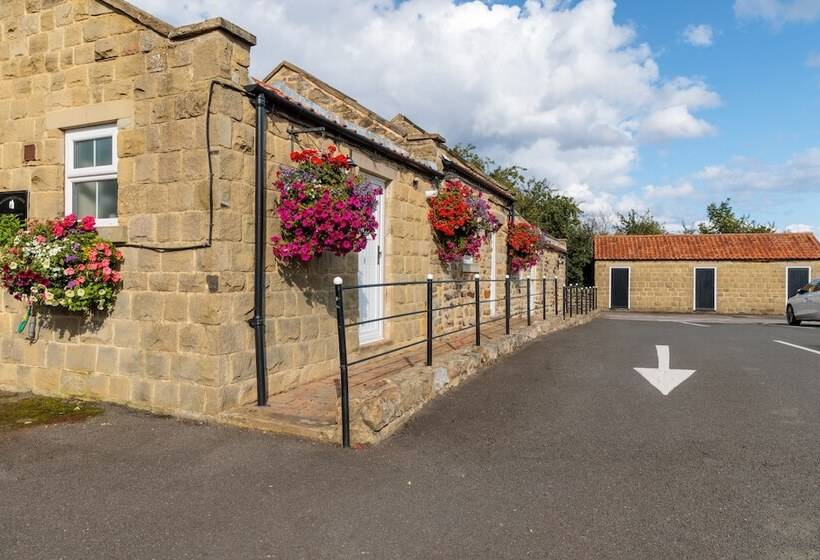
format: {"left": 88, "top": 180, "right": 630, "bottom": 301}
{"left": 679, "top": 321, "right": 710, "bottom": 328}
{"left": 773, "top": 340, "right": 820, "bottom": 356}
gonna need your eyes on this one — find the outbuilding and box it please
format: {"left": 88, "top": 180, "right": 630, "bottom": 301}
{"left": 594, "top": 233, "right": 820, "bottom": 315}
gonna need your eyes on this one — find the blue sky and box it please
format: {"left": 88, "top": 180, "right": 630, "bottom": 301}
{"left": 136, "top": 0, "right": 820, "bottom": 233}
{"left": 614, "top": 0, "right": 820, "bottom": 232}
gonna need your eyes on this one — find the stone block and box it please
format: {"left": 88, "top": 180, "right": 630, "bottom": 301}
{"left": 96, "top": 346, "right": 118, "bottom": 374}
{"left": 131, "top": 293, "right": 163, "bottom": 321}
{"left": 140, "top": 323, "right": 178, "bottom": 352}
{"left": 172, "top": 353, "right": 221, "bottom": 386}
{"left": 153, "top": 381, "right": 179, "bottom": 409}
{"left": 60, "top": 369, "right": 89, "bottom": 395}
{"left": 64, "top": 344, "right": 97, "bottom": 371}
{"left": 179, "top": 383, "right": 205, "bottom": 413}
{"left": 109, "top": 375, "right": 130, "bottom": 402}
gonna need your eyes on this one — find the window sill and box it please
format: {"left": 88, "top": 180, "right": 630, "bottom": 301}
{"left": 96, "top": 225, "right": 127, "bottom": 243}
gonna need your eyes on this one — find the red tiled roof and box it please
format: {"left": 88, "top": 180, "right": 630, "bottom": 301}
{"left": 594, "top": 233, "right": 820, "bottom": 261}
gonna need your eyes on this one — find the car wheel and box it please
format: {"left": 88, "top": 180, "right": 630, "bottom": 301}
{"left": 786, "top": 305, "right": 802, "bottom": 326}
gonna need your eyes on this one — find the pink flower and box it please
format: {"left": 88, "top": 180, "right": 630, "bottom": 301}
{"left": 81, "top": 215, "right": 95, "bottom": 232}
{"left": 63, "top": 214, "right": 77, "bottom": 228}
{"left": 64, "top": 267, "right": 75, "bottom": 276}
{"left": 52, "top": 224, "right": 65, "bottom": 238}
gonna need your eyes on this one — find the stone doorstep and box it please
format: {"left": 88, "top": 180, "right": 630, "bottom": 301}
{"left": 217, "top": 311, "right": 600, "bottom": 446}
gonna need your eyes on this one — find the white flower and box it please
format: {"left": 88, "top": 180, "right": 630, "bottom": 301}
{"left": 8, "top": 262, "right": 17, "bottom": 270}
{"left": 65, "top": 290, "right": 74, "bottom": 298}
{"left": 76, "top": 288, "right": 85, "bottom": 297}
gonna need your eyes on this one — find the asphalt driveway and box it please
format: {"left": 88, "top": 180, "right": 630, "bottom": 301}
{"left": 2, "top": 316, "right": 819, "bottom": 559}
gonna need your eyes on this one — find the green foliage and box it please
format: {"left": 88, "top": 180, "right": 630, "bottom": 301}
{"left": 0, "top": 215, "right": 22, "bottom": 247}
{"left": 514, "top": 179, "right": 591, "bottom": 283}
{"left": 0, "top": 392, "right": 102, "bottom": 432}
{"left": 451, "top": 144, "right": 527, "bottom": 191}
{"left": 451, "top": 144, "right": 595, "bottom": 283}
{"left": 614, "top": 209, "right": 666, "bottom": 235}
{"left": 698, "top": 199, "right": 775, "bottom": 234}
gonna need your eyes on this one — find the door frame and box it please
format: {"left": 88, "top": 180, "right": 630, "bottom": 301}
{"left": 785, "top": 266, "right": 811, "bottom": 303}
{"left": 357, "top": 175, "right": 387, "bottom": 345}
{"left": 608, "top": 266, "right": 630, "bottom": 309}
{"left": 692, "top": 266, "right": 717, "bottom": 311}
{"left": 489, "top": 232, "right": 497, "bottom": 316}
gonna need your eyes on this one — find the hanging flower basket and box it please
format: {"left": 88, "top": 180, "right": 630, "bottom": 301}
{"left": 271, "top": 146, "right": 382, "bottom": 262}
{"left": 428, "top": 179, "right": 500, "bottom": 263}
{"left": 0, "top": 214, "right": 124, "bottom": 316}
{"left": 507, "top": 222, "right": 547, "bottom": 273}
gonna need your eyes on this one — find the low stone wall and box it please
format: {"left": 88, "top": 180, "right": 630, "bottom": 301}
{"left": 344, "top": 310, "right": 600, "bottom": 446}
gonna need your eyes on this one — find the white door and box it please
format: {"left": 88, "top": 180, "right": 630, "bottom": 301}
{"left": 358, "top": 177, "right": 386, "bottom": 344}
{"left": 489, "top": 233, "right": 497, "bottom": 315}
{"left": 529, "top": 265, "right": 537, "bottom": 310}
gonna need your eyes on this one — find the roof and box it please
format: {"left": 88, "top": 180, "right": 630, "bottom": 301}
{"left": 594, "top": 233, "right": 820, "bottom": 261}
{"left": 262, "top": 61, "right": 513, "bottom": 202}
{"left": 100, "top": 0, "right": 256, "bottom": 45}
{"left": 248, "top": 80, "right": 442, "bottom": 178}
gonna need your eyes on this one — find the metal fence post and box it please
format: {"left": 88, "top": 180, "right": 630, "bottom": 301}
{"left": 505, "top": 274, "right": 511, "bottom": 335}
{"left": 595, "top": 286, "right": 598, "bottom": 310}
{"left": 562, "top": 284, "right": 567, "bottom": 319}
{"left": 554, "top": 277, "right": 558, "bottom": 316}
{"left": 542, "top": 276, "right": 547, "bottom": 320}
{"left": 426, "top": 273, "right": 433, "bottom": 366}
{"left": 474, "top": 274, "right": 481, "bottom": 346}
{"left": 526, "top": 276, "right": 532, "bottom": 326}
{"left": 569, "top": 285, "right": 573, "bottom": 318}
{"left": 333, "top": 277, "right": 350, "bottom": 448}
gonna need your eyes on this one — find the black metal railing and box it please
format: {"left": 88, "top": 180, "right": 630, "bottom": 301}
{"left": 333, "top": 275, "right": 598, "bottom": 447}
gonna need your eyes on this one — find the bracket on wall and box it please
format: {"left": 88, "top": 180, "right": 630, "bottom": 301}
{"left": 287, "top": 126, "right": 326, "bottom": 153}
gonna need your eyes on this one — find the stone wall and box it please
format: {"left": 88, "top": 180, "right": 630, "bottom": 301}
{"left": 0, "top": 0, "right": 257, "bottom": 417}
{"left": 0, "top": 0, "right": 570, "bottom": 418}
{"left": 595, "top": 260, "right": 820, "bottom": 315}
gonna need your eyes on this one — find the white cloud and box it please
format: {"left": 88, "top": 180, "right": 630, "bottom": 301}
{"left": 784, "top": 223, "right": 816, "bottom": 232}
{"left": 734, "top": 0, "right": 820, "bottom": 25}
{"left": 131, "top": 0, "right": 719, "bottom": 210}
{"left": 696, "top": 148, "right": 820, "bottom": 191}
{"left": 640, "top": 105, "right": 717, "bottom": 141}
{"left": 682, "top": 24, "right": 715, "bottom": 46}
{"left": 643, "top": 182, "right": 696, "bottom": 199}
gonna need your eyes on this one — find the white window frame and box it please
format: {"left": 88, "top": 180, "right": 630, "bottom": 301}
{"left": 64, "top": 124, "right": 119, "bottom": 227}
{"left": 785, "top": 266, "right": 811, "bottom": 302}
{"left": 693, "top": 267, "right": 718, "bottom": 312}
{"left": 609, "top": 266, "right": 631, "bottom": 309}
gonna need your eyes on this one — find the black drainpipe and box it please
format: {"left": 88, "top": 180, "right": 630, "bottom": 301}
{"left": 252, "top": 92, "right": 269, "bottom": 406}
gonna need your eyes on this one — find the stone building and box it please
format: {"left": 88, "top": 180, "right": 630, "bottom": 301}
{"left": 0, "top": 0, "right": 567, "bottom": 419}
{"left": 594, "top": 233, "right": 820, "bottom": 315}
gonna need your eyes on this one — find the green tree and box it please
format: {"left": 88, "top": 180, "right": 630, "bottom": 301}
{"left": 451, "top": 144, "right": 526, "bottom": 191}
{"left": 698, "top": 199, "right": 775, "bottom": 234}
{"left": 515, "top": 179, "right": 591, "bottom": 284}
{"left": 614, "top": 209, "right": 666, "bottom": 235}
{"left": 451, "top": 144, "right": 594, "bottom": 283}
{"left": 0, "top": 215, "right": 21, "bottom": 247}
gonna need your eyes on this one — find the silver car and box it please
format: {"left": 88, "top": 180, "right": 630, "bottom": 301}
{"left": 786, "top": 278, "right": 820, "bottom": 325}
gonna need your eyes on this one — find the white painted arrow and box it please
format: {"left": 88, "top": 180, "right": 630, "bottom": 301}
{"left": 634, "top": 345, "right": 696, "bottom": 396}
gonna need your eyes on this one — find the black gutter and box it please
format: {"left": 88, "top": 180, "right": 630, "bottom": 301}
{"left": 251, "top": 91, "right": 268, "bottom": 406}
{"left": 245, "top": 83, "right": 444, "bottom": 181}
